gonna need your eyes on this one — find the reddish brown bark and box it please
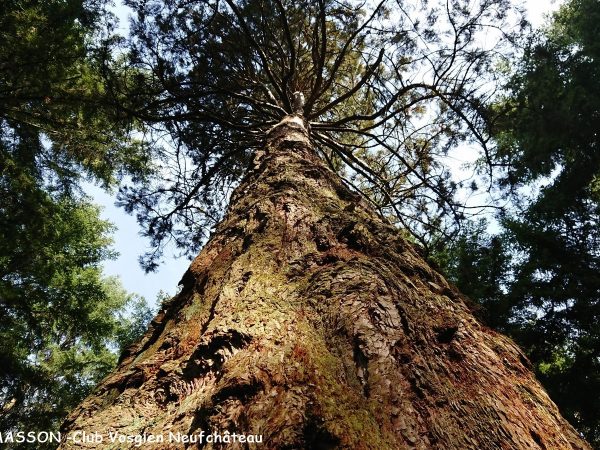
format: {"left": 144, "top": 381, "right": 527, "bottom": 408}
{"left": 59, "top": 116, "right": 590, "bottom": 449}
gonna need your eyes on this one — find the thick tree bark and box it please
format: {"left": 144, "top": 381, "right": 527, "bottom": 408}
{"left": 59, "top": 116, "right": 590, "bottom": 449}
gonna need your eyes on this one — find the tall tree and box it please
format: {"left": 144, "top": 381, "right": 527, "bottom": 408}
{"left": 483, "top": 0, "right": 600, "bottom": 444}
{"left": 58, "top": 0, "right": 591, "bottom": 448}
{"left": 59, "top": 113, "right": 589, "bottom": 449}
{"left": 0, "top": 0, "right": 153, "bottom": 445}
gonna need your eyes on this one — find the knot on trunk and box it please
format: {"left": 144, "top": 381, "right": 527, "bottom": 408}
{"left": 292, "top": 91, "right": 305, "bottom": 114}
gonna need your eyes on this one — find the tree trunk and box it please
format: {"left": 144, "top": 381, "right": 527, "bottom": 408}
{"left": 59, "top": 116, "right": 590, "bottom": 449}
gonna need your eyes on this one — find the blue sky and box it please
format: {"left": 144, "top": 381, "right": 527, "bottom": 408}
{"left": 84, "top": 182, "right": 191, "bottom": 307}
{"left": 95, "top": 0, "right": 564, "bottom": 308}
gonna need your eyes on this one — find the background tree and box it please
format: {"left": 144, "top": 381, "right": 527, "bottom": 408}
{"left": 435, "top": 0, "right": 600, "bottom": 444}
{"left": 0, "top": 190, "right": 152, "bottom": 446}
{"left": 0, "top": 1, "right": 154, "bottom": 446}
{"left": 496, "top": 0, "right": 600, "bottom": 442}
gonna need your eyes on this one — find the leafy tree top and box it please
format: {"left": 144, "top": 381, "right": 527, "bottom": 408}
{"left": 0, "top": 0, "right": 150, "bottom": 190}
{"left": 110, "top": 0, "right": 524, "bottom": 269}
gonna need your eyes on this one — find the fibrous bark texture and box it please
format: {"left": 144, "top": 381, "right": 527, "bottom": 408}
{"left": 59, "top": 116, "right": 590, "bottom": 449}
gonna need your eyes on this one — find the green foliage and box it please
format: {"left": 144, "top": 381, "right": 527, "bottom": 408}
{"left": 502, "top": 210, "right": 600, "bottom": 446}
{"left": 0, "top": 163, "right": 154, "bottom": 446}
{"left": 451, "top": 0, "right": 600, "bottom": 444}
{"left": 0, "top": 1, "right": 155, "bottom": 446}
{"left": 0, "top": 0, "right": 151, "bottom": 188}
{"left": 430, "top": 220, "right": 512, "bottom": 331}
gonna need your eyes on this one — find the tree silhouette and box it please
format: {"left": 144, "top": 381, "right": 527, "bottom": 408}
{"left": 109, "top": 0, "right": 522, "bottom": 269}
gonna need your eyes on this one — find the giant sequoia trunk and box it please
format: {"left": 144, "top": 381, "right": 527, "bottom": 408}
{"left": 60, "top": 116, "right": 589, "bottom": 449}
